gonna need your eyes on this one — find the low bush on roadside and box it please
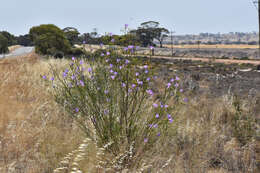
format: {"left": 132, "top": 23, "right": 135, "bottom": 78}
{"left": 43, "top": 49, "right": 184, "bottom": 170}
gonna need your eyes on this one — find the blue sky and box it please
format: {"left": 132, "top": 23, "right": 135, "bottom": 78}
{"left": 0, "top": 0, "right": 258, "bottom": 36}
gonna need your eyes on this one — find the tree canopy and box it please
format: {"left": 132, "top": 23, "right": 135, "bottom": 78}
{"left": 131, "top": 21, "right": 169, "bottom": 47}
{"left": 0, "top": 31, "right": 17, "bottom": 46}
{"left": 29, "top": 24, "right": 71, "bottom": 56}
{"left": 63, "top": 27, "right": 80, "bottom": 46}
{"left": 0, "top": 33, "right": 9, "bottom": 54}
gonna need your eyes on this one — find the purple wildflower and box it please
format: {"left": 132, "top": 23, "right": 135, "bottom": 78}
{"left": 116, "top": 59, "right": 120, "bottom": 63}
{"left": 150, "top": 46, "right": 154, "bottom": 50}
{"left": 125, "top": 59, "right": 130, "bottom": 64}
{"left": 167, "top": 83, "right": 171, "bottom": 88}
{"left": 138, "top": 81, "right": 143, "bottom": 85}
{"left": 169, "top": 118, "right": 173, "bottom": 123}
{"left": 101, "top": 53, "right": 104, "bottom": 56}
{"left": 105, "top": 59, "right": 109, "bottom": 63}
{"left": 145, "top": 70, "right": 149, "bottom": 74}
{"left": 144, "top": 138, "right": 148, "bottom": 143}
{"left": 174, "top": 83, "right": 179, "bottom": 88}
{"left": 176, "top": 76, "right": 180, "bottom": 81}
{"left": 153, "top": 124, "right": 158, "bottom": 128}
{"left": 131, "top": 84, "right": 136, "bottom": 88}
{"left": 71, "top": 75, "right": 76, "bottom": 80}
{"left": 63, "top": 72, "right": 68, "bottom": 78}
{"left": 146, "top": 77, "right": 151, "bottom": 81}
{"left": 135, "top": 72, "right": 139, "bottom": 76}
{"left": 144, "top": 65, "right": 148, "bottom": 69}
{"left": 79, "top": 80, "right": 84, "bottom": 86}
{"left": 124, "top": 47, "right": 128, "bottom": 51}
{"left": 153, "top": 103, "right": 158, "bottom": 108}
{"left": 80, "top": 60, "right": 83, "bottom": 65}
{"left": 114, "top": 71, "right": 118, "bottom": 75}
{"left": 109, "top": 64, "right": 113, "bottom": 68}
{"left": 104, "top": 109, "right": 109, "bottom": 115}
{"left": 147, "top": 89, "right": 153, "bottom": 96}
{"left": 111, "top": 38, "right": 115, "bottom": 43}
{"left": 75, "top": 108, "right": 79, "bottom": 113}
{"left": 157, "top": 132, "right": 161, "bottom": 136}
{"left": 50, "top": 77, "right": 54, "bottom": 81}
{"left": 119, "top": 66, "right": 123, "bottom": 70}
{"left": 72, "top": 57, "right": 75, "bottom": 61}
{"left": 88, "top": 67, "right": 92, "bottom": 73}
{"left": 128, "top": 45, "right": 134, "bottom": 49}
{"left": 170, "top": 78, "right": 175, "bottom": 82}
{"left": 122, "top": 83, "right": 126, "bottom": 87}
{"left": 42, "top": 75, "right": 47, "bottom": 80}
{"left": 183, "top": 98, "right": 188, "bottom": 102}
{"left": 164, "top": 105, "right": 169, "bottom": 108}
{"left": 180, "top": 89, "right": 183, "bottom": 93}
{"left": 104, "top": 90, "right": 109, "bottom": 94}
{"left": 110, "top": 69, "right": 114, "bottom": 73}
{"left": 106, "top": 52, "right": 110, "bottom": 56}
{"left": 155, "top": 113, "right": 159, "bottom": 118}
{"left": 111, "top": 75, "right": 115, "bottom": 80}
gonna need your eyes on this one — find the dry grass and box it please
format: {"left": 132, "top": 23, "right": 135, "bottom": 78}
{"left": 163, "top": 44, "right": 258, "bottom": 49}
{"left": 0, "top": 55, "right": 259, "bottom": 172}
{"left": 0, "top": 54, "right": 88, "bottom": 172}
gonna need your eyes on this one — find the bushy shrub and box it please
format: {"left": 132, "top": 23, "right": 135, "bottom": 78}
{"left": 43, "top": 51, "right": 184, "bottom": 169}
{"left": 0, "top": 33, "right": 9, "bottom": 54}
{"left": 29, "top": 24, "right": 71, "bottom": 56}
{"left": 68, "top": 47, "right": 85, "bottom": 56}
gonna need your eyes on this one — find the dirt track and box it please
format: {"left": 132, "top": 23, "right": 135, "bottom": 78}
{"left": 149, "top": 55, "right": 260, "bottom": 65}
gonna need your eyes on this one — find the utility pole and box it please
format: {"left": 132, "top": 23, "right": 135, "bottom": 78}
{"left": 170, "top": 30, "right": 175, "bottom": 57}
{"left": 257, "top": 0, "right": 260, "bottom": 58}
{"left": 253, "top": 0, "right": 260, "bottom": 58}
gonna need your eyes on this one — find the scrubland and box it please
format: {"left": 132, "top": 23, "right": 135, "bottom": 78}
{"left": 0, "top": 53, "right": 259, "bottom": 173}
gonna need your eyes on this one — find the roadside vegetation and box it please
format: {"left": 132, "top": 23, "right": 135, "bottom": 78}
{"left": 0, "top": 44, "right": 259, "bottom": 172}
{"left": 0, "top": 23, "right": 259, "bottom": 172}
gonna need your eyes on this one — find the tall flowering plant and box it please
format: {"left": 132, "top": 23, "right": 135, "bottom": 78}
{"left": 43, "top": 52, "right": 183, "bottom": 161}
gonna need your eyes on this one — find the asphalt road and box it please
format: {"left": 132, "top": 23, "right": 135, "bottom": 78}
{"left": 0, "top": 46, "right": 34, "bottom": 59}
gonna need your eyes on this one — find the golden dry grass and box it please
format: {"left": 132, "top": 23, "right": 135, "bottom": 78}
{"left": 163, "top": 44, "right": 258, "bottom": 49}
{"left": 0, "top": 55, "right": 259, "bottom": 172}
{"left": 0, "top": 55, "right": 88, "bottom": 172}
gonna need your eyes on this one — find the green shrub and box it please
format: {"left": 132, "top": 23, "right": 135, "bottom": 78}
{"left": 29, "top": 24, "right": 71, "bottom": 55}
{"left": 68, "top": 47, "right": 85, "bottom": 56}
{"left": 44, "top": 51, "right": 184, "bottom": 169}
{"left": 0, "top": 33, "right": 9, "bottom": 54}
{"left": 231, "top": 96, "right": 257, "bottom": 146}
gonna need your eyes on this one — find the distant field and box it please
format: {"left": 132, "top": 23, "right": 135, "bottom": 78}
{"left": 163, "top": 44, "right": 258, "bottom": 49}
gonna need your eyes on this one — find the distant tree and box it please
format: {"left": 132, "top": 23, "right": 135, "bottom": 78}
{"left": 153, "top": 28, "right": 169, "bottom": 48}
{"left": 0, "top": 33, "right": 9, "bottom": 54}
{"left": 130, "top": 21, "right": 169, "bottom": 47}
{"left": 15, "top": 34, "right": 33, "bottom": 46}
{"left": 29, "top": 24, "right": 71, "bottom": 56}
{"left": 0, "top": 31, "right": 17, "bottom": 46}
{"left": 63, "top": 27, "right": 80, "bottom": 46}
